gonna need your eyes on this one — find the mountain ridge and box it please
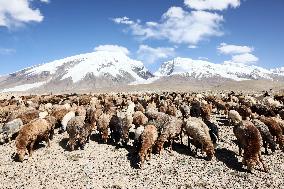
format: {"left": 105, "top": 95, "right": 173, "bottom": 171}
{"left": 0, "top": 53, "right": 284, "bottom": 93}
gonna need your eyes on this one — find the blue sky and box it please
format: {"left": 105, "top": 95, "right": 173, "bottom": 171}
{"left": 0, "top": 0, "right": 283, "bottom": 74}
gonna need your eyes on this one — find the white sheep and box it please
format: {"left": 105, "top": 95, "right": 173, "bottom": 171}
{"left": 39, "top": 111, "right": 49, "bottom": 119}
{"left": 228, "top": 110, "right": 242, "bottom": 125}
{"left": 0, "top": 118, "right": 23, "bottom": 143}
{"left": 263, "top": 97, "right": 281, "bottom": 108}
{"left": 61, "top": 111, "right": 76, "bottom": 131}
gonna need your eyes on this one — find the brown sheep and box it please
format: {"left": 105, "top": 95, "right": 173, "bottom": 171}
{"left": 252, "top": 119, "right": 277, "bottom": 154}
{"left": 183, "top": 117, "right": 215, "bottom": 160}
{"left": 132, "top": 111, "right": 148, "bottom": 127}
{"left": 138, "top": 125, "right": 158, "bottom": 168}
{"left": 155, "top": 117, "right": 183, "bottom": 155}
{"left": 51, "top": 107, "right": 69, "bottom": 126}
{"left": 201, "top": 103, "right": 212, "bottom": 120}
{"left": 237, "top": 105, "right": 253, "bottom": 120}
{"left": 233, "top": 120, "right": 268, "bottom": 172}
{"left": 66, "top": 116, "right": 93, "bottom": 151}
{"left": 97, "top": 113, "right": 112, "bottom": 143}
{"left": 259, "top": 116, "right": 284, "bottom": 151}
{"left": 15, "top": 109, "right": 40, "bottom": 125}
{"left": 15, "top": 117, "right": 56, "bottom": 162}
{"left": 166, "top": 105, "right": 177, "bottom": 116}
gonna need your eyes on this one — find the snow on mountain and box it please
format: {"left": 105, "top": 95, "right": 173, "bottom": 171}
{"left": 155, "top": 57, "right": 278, "bottom": 81}
{"left": 0, "top": 50, "right": 153, "bottom": 92}
{"left": 1, "top": 52, "right": 284, "bottom": 93}
{"left": 271, "top": 67, "right": 284, "bottom": 75}
{"left": 1, "top": 81, "right": 48, "bottom": 93}
{"left": 60, "top": 51, "right": 149, "bottom": 83}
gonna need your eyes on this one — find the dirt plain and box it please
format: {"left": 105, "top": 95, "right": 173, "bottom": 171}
{"left": 0, "top": 80, "right": 284, "bottom": 189}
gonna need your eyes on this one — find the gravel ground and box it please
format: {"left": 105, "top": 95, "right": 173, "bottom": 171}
{"left": 0, "top": 115, "right": 283, "bottom": 189}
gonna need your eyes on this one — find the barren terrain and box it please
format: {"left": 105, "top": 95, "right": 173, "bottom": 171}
{"left": 0, "top": 114, "right": 283, "bottom": 189}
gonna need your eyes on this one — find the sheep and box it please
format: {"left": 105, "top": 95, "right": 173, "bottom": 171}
{"left": 279, "top": 109, "right": 284, "bottom": 120}
{"left": 203, "top": 119, "right": 219, "bottom": 148}
{"left": 166, "top": 105, "right": 177, "bottom": 116}
{"left": 74, "top": 106, "right": 87, "bottom": 117}
{"left": 112, "top": 111, "right": 133, "bottom": 146}
{"left": 96, "top": 113, "right": 112, "bottom": 143}
{"left": 263, "top": 97, "right": 282, "bottom": 108}
{"left": 16, "top": 109, "right": 40, "bottom": 125}
{"left": 201, "top": 103, "right": 212, "bottom": 121}
{"left": 15, "top": 117, "right": 55, "bottom": 162}
{"left": 237, "top": 105, "right": 252, "bottom": 120}
{"left": 233, "top": 120, "right": 268, "bottom": 173}
{"left": 271, "top": 117, "right": 284, "bottom": 135}
{"left": 138, "top": 125, "right": 158, "bottom": 168}
{"left": 155, "top": 116, "right": 183, "bottom": 155}
{"left": 179, "top": 104, "right": 191, "bottom": 119}
{"left": 51, "top": 107, "right": 69, "bottom": 127}
{"left": 66, "top": 116, "right": 85, "bottom": 150}
{"left": 190, "top": 100, "right": 201, "bottom": 117}
{"left": 66, "top": 116, "right": 93, "bottom": 150}
{"left": 61, "top": 111, "right": 76, "bottom": 132}
{"left": 228, "top": 110, "right": 242, "bottom": 125}
{"left": 183, "top": 117, "right": 215, "bottom": 160}
{"left": 251, "top": 104, "right": 276, "bottom": 117}
{"left": 252, "top": 119, "right": 277, "bottom": 154}
{"left": 39, "top": 111, "right": 48, "bottom": 119}
{"left": 259, "top": 116, "right": 284, "bottom": 151}
{"left": 132, "top": 111, "right": 148, "bottom": 127}
{"left": 0, "top": 119, "right": 23, "bottom": 143}
{"left": 135, "top": 102, "right": 145, "bottom": 113}
{"left": 134, "top": 125, "right": 144, "bottom": 142}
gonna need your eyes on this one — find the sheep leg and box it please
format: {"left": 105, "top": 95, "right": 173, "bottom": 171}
{"left": 188, "top": 136, "right": 191, "bottom": 150}
{"left": 238, "top": 145, "right": 242, "bottom": 156}
{"left": 263, "top": 141, "right": 268, "bottom": 155}
{"left": 49, "top": 129, "right": 54, "bottom": 140}
{"left": 180, "top": 133, "right": 183, "bottom": 145}
{"left": 258, "top": 152, "right": 268, "bottom": 172}
{"left": 146, "top": 149, "right": 151, "bottom": 161}
{"left": 148, "top": 148, "right": 152, "bottom": 160}
{"left": 45, "top": 135, "right": 50, "bottom": 147}
{"left": 28, "top": 141, "right": 35, "bottom": 157}
{"left": 169, "top": 139, "right": 173, "bottom": 153}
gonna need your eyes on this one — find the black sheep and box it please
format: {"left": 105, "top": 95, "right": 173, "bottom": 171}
{"left": 203, "top": 119, "right": 219, "bottom": 148}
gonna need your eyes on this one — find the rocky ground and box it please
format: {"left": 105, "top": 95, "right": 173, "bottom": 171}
{"left": 0, "top": 114, "right": 283, "bottom": 189}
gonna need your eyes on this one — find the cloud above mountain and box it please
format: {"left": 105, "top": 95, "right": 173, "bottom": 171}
{"left": 218, "top": 43, "right": 253, "bottom": 54}
{"left": 137, "top": 45, "right": 175, "bottom": 65}
{"left": 184, "top": 0, "right": 240, "bottom": 11}
{"left": 113, "top": 7, "right": 224, "bottom": 45}
{"left": 218, "top": 43, "right": 259, "bottom": 65}
{"left": 94, "top": 44, "right": 130, "bottom": 55}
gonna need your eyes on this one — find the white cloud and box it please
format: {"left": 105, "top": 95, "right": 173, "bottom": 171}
{"left": 94, "top": 45, "right": 130, "bottom": 55}
{"left": 184, "top": 0, "right": 240, "bottom": 11}
{"left": 113, "top": 7, "right": 224, "bottom": 45}
{"left": 39, "top": 0, "right": 50, "bottom": 3}
{"left": 137, "top": 45, "right": 175, "bottom": 64}
{"left": 231, "top": 53, "right": 259, "bottom": 64}
{"left": 0, "top": 48, "right": 16, "bottom": 55}
{"left": 218, "top": 43, "right": 253, "bottom": 54}
{"left": 0, "top": 0, "right": 43, "bottom": 28}
{"left": 217, "top": 42, "right": 259, "bottom": 65}
{"left": 188, "top": 45, "right": 198, "bottom": 49}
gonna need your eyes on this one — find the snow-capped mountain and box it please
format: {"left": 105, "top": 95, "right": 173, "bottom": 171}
{"left": 271, "top": 67, "right": 284, "bottom": 74}
{"left": 1, "top": 54, "right": 284, "bottom": 93}
{"left": 155, "top": 57, "right": 284, "bottom": 81}
{"left": 0, "top": 51, "right": 153, "bottom": 92}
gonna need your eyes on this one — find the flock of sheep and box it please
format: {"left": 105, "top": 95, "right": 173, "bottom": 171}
{"left": 0, "top": 91, "right": 283, "bottom": 173}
